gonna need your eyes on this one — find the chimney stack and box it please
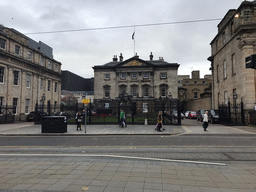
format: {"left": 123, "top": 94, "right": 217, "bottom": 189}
{"left": 119, "top": 53, "right": 123, "bottom": 61}
{"left": 159, "top": 57, "right": 164, "bottom": 61}
{"left": 150, "top": 52, "right": 153, "bottom": 60}
{"left": 113, "top": 55, "right": 118, "bottom": 62}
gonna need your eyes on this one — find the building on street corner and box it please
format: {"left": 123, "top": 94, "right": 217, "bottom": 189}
{"left": 208, "top": 1, "right": 256, "bottom": 124}
{"left": 0, "top": 25, "right": 62, "bottom": 120}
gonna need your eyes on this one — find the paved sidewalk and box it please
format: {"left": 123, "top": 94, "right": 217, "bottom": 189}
{"left": 0, "top": 121, "right": 256, "bottom": 136}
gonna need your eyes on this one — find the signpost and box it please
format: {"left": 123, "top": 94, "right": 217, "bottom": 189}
{"left": 82, "top": 99, "right": 90, "bottom": 133}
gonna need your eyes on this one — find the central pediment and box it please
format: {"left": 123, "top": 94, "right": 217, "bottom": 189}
{"left": 122, "top": 60, "right": 146, "bottom": 67}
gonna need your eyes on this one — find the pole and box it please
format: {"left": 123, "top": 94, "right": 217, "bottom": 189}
{"left": 84, "top": 105, "right": 87, "bottom": 133}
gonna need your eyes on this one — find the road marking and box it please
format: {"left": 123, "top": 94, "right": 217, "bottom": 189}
{"left": 0, "top": 153, "right": 226, "bottom": 166}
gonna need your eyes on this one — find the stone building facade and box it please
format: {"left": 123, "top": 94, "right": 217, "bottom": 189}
{"left": 0, "top": 25, "right": 62, "bottom": 120}
{"left": 93, "top": 53, "right": 179, "bottom": 107}
{"left": 178, "top": 71, "right": 212, "bottom": 112}
{"left": 208, "top": 1, "right": 256, "bottom": 115}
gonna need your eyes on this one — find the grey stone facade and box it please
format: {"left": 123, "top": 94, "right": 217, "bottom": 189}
{"left": 93, "top": 54, "right": 179, "bottom": 104}
{"left": 208, "top": 1, "right": 256, "bottom": 115}
{"left": 0, "top": 25, "right": 61, "bottom": 120}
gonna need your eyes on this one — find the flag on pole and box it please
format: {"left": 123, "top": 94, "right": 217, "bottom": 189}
{"left": 132, "top": 32, "right": 135, "bottom": 40}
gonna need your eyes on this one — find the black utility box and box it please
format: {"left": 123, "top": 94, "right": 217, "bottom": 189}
{"left": 41, "top": 116, "right": 67, "bottom": 133}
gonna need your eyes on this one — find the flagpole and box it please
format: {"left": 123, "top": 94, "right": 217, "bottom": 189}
{"left": 133, "top": 26, "right": 135, "bottom": 56}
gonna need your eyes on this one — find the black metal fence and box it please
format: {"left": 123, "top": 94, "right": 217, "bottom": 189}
{"left": 33, "top": 98, "right": 182, "bottom": 125}
{"left": 0, "top": 105, "right": 15, "bottom": 124}
{"left": 219, "top": 100, "right": 245, "bottom": 126}
{"left": 88, "top": 98, "right": 181, "bottom": 125}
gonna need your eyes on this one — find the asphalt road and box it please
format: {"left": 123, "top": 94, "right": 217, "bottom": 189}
{"left": 1, "top": 134, "right": 256, "bottom": 162}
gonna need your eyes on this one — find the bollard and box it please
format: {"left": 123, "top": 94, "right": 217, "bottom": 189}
{"left": 145, "top": 119, "right": 148, "bottom": 125}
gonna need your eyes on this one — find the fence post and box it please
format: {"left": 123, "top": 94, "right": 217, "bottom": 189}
{"left": 162, "top": 101, "right": 165, "bottom": 124}
{"left": 89, "top": 101, "right": 92, "bottom": 124}
{"left": 228, "top": 101, "right": 231, "bottom": 125}
{"left": 118, "top": 100, "right": 120, "bottom": 124}
{"left": 47, "top": 100, "right": 51, "bottom": 115}
{"left": 241, "top": 99, "right": 245, "bottom": 125}
{"left": 177, "top": 99, "right": 181, "bottom": 125}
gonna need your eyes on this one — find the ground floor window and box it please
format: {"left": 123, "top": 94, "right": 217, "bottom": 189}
{"left": 25, "top": 99, "right": 30, "bottom": 114}
{"left": 13, "top": 98, "right": 18, "bottom": 114}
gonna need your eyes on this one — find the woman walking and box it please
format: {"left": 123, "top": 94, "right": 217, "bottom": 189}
{"left": 203, "top": 111, "right": 209, "bottom": 131}
{"left": 76, "top": 111, "right": 83, "bottom": 131}
{"left": 156, "top": 111, "right": 163, "bottom": 132}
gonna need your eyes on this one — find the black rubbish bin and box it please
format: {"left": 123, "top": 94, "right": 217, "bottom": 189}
{"left": 41, "top": 116, "right": 67, "bottom": 133}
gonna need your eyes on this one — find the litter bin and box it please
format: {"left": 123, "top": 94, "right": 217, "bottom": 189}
{"left": 41, "top": 116, "right": 67, "bottom": 133}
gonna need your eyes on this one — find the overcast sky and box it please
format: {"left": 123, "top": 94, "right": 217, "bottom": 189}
{"left": 0, "top": 0, "right": 243, "bottom": 78}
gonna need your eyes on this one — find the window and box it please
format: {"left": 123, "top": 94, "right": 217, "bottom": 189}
{"left": 26, "top": 74, "right": 31, "bottom": 88}
{"left": 217, "top": 64, "right": 219, "bottom": 82}
{"left": 13, "top": 98, "right": 18, "bottom": 114}
{"left": 231, "top": 22, "right": 234, "bottom": 36}
{"left": 160, "top": 73, "right": 167, "bottom": 79}
{"left": 54, "top": 64, "right": 58, "bottom": 72}
{"left": 104, "top": 87, "right": 110, "bottom": 98}
{"left": 0, "top": 38, "right": 6, "bottom": 49}
{"left": 0, "top": 97, "right": 3, "bottom": 106}
{"left": 233, "top": 89, "right": 237, "bottom": 104}
{"left": 186, "top": 81, "right": 189, "bottom": 85}
{"left": 194, "top": 92, "right": 198, "bottom": 99}
{"left": 216, "top": 39, "right": 218, "bottom": 51}
{"left": 55, "top": 82, "right": 57, "bottom": 92}
{"left": 48, "top": 80, "right": 51, "bottom": 91}
{"left": 13, "top": 71, "right": 19, "bottom": 86}
{"left": 143, "top": 87, "right": 149, "bottom": 97}
{"left": 25, "top": 99, "right": 30, "bottom": 114}
{"left": 222, "top": 31, "right": 226, "bottom": 44}
{"left": 119, "top": 86, "right": 126, "bottom": 94}
{"left": 223, "top": 60, "right": 227, "bottom": 79}
{"left": 194, "top": 81, "right": 197, "bottom": 85}
{"left": 120, "top": 73, "right": 126, "bottom": 79}
{"left": 54, "top": 101, "right": 57, "bottom": 112}
{"left": 178, "top": 80, "right": 182, "bottom": 84}
{"left": 40, "top": 78, "right": 43, "bottom": 91}
{"left": 131, "top": 87, "right": 137, "bottom": 96}
{"left": 105, "top": 74, "right": 110, "bottom": 80}
{"left": 27, "top": 50, "right": 32, "bottom": 60}
{"left": 232, "top": 54, "right": 236, "bottom": 75}
{"left": 224, "top": 91, "right": 228, "bottom": 105}
{"left": 15, "top": 45, "right": 20, "bottom": 55}
{"left": 143, "top": 72, "right": 149, "bottom": 79}
{"left": 0, "top": 66, "right": 4, "bottom": 83}
{"left": 40, "top": 57, "right": 45, "bottom": 66}
{"left": 131, "top": 73, "right": 137, "bottom": 79}
{"left": 48, "top": 61, "right": 52, "bottom": 69}
{"left": 161, "top": 87, "right": 167, "bottom": 97}
{"left": 203, "top": 81, "right": 205, "bottom": 85}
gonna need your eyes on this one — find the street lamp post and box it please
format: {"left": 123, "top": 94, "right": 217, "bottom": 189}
{"left": 41, "top": 94, "right": 45, "bottom": 112}
{"left": 233, "top": 92, "right": 237, "bottom": 125}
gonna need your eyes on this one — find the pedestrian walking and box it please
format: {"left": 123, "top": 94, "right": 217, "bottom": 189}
{"left": 76, "top": 111, "right": 83, "bottom": 131}
{"left": 203, "top": 111, "right": 209, "bottom": 131}
{"left": 120, "top": 109, "right": 125, "bottom": 128}
{"left": 156, "top": 111, "right": 163, "bottom": 132}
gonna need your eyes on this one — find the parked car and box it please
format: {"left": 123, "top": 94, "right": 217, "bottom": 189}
{"left": 208, "top": 109, "right": 219, "bottom": 124}
{"left": 185, "top": 111, "right": 190, "bottom": 118}
{"left": 188, "top": 111, "right": 197, "bottom": 119}
{"left": 197, "top": 109, "right": 209, "bottom": 122}
{"left": 26, "top": 111, "right": 47, "bottom": 122}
